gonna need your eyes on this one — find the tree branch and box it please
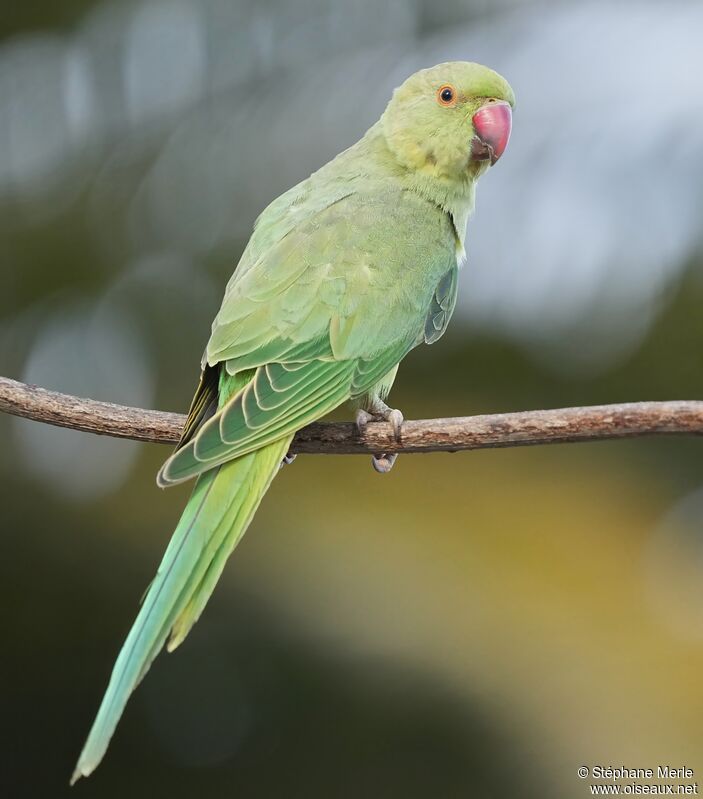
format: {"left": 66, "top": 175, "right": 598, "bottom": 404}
{"left": 0, "top": 375, "right": 701, "bottom": 455}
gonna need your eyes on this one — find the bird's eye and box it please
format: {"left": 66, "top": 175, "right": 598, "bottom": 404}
{"left": 437, "top": 85, "right": 456, "bottom": 107}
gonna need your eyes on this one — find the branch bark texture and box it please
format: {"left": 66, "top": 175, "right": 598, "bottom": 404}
{"left": 1, "top": 376, "right": 701, "bottom": 455}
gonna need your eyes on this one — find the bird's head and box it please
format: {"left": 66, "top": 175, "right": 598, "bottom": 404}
{"left": 381, "top": 61, "right": 515, "bottom": 185}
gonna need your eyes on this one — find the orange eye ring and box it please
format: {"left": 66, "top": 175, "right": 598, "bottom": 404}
{"left": 437, "top": 84, "right": 457, "bottom": 107}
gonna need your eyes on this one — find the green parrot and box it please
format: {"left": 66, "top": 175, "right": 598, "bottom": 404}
{"left": 72, "top": 60, "right": 514, "bottom": 782}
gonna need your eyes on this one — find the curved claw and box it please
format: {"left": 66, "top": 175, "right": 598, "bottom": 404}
{"left": 355, "top": 409, "right": 375, "bottom": 434}
{"left": 387, "top": 408, "right": 404, "bottom": 442}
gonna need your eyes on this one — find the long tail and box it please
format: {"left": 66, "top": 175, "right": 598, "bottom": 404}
{"left": 71, "top": 435, "right": 292, "bottom": 783}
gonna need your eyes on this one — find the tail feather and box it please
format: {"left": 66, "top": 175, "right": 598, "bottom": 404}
{"left": 167, "top": 442, "right": 285, "bottom": 650}
{"left": 71, "top": 435, "right": 292, "bottom": 784}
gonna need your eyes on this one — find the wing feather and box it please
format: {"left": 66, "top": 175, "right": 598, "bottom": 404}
{"left": 159, "top": 189, "right": 459, "bottom": 487}
{"left": 158, "top": 359, "right": 356, "bottom": 485}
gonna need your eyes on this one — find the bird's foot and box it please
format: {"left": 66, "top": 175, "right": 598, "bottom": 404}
{"left": 355, "top": 402, "right": 404, "bottom": 473}
{"left": 355, "top": 402, "right": 404, "bottom": 440}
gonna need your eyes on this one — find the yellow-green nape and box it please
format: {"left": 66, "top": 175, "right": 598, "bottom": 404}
{"left": 403, "top": 61, "right": 515, "bottom": 108}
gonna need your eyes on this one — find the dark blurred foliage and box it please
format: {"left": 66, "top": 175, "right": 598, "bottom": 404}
{"left": 2, "top": 1, "right": 703, "bottom": 798}
{"left": 3, "top": 1, "right": 95, "bottom": 39}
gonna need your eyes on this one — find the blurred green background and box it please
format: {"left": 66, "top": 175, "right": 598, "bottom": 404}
{"left": 2, "top": 1, "right": 703, "bottom": 797}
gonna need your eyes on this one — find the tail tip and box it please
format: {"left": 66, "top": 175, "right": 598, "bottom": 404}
{"left": 71, "top": 754, "right": 97, "bottom": 786}
{"left": 70, "top": 767, "right": 84, "bottom": 786}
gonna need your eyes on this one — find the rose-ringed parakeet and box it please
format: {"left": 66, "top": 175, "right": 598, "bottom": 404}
{"left": 72, "top": 61, "right": 514, "bottom": 781}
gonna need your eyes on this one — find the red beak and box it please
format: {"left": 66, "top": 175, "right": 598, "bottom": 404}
{"left": 471, "top": 101, "right": 512, "bottom": 165}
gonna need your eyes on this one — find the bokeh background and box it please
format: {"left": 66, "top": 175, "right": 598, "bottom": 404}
{"left": 2, "top": 1, "right": 703, "bottom": 796}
